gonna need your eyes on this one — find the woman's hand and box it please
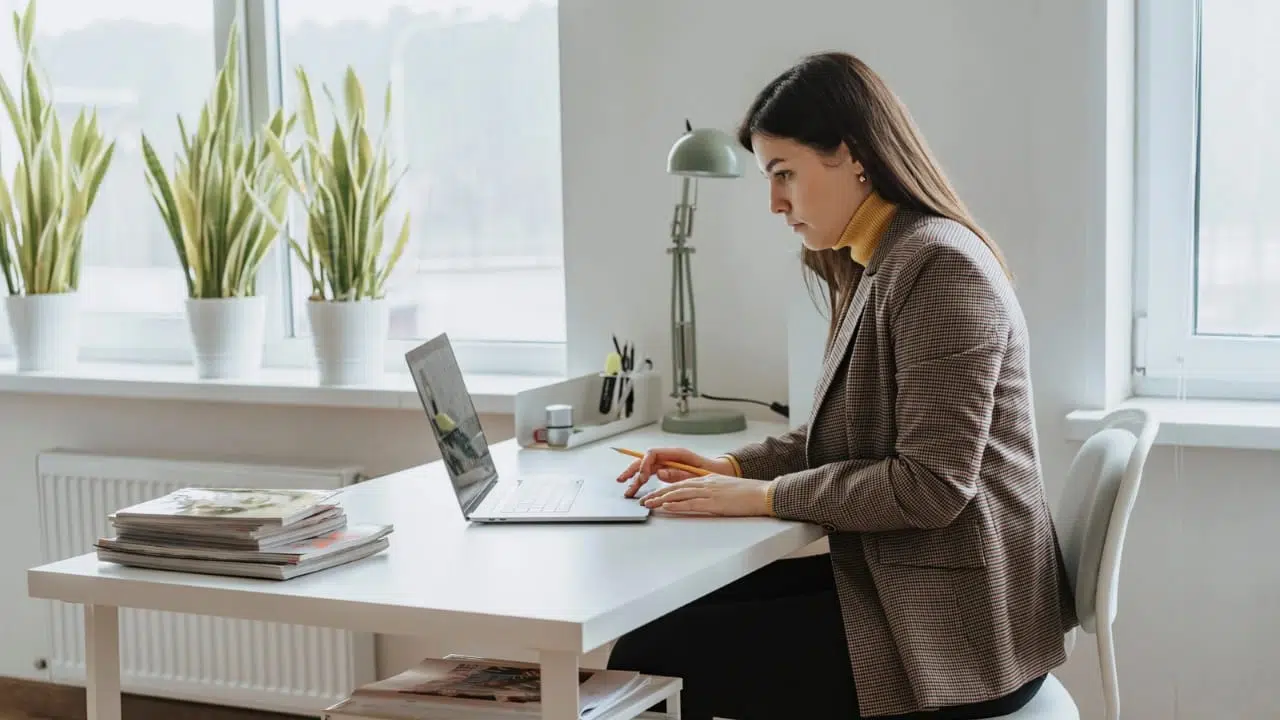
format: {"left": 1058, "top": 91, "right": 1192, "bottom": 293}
{"left": 616, "top": 447, "right": 737, "bottom": 498}
{"left": 639, "top": 475, "right": 772, "bottom": 516}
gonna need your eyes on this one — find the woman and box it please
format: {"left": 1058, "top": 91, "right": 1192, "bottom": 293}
{"left": 609, "top": 52, "right": 1078, "bottom": 719}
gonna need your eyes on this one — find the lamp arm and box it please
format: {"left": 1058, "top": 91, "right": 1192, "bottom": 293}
{"left": 668, "top": 176, "right": 699, "bottom": 411}
{"left": 684, "top": 230, "right": 698, "bottom": 396}
{"left": 669, "top": 233, "right": 681, "bottom": 402}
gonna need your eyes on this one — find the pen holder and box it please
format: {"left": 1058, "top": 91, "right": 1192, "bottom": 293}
{"left": 515, "top": 369, "right": 662, "bottom": 449}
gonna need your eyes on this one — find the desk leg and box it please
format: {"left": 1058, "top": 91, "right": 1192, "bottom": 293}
{"left": 667, "top": 690, "right": 682, "bottom": 719}
{"left": 539, "top": 650, "right": 580, "bottom": 720}
{"left": 84, "top": 604, "right": 121, "bottom": 720}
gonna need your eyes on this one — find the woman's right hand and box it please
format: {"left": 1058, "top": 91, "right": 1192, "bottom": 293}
{"left": 616, "top": 447, "right": 738, "bottom": 498}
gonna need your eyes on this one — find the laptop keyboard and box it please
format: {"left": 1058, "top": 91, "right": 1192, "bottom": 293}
{"left": 499, "top": 477, "right": 584, "bottom": 514}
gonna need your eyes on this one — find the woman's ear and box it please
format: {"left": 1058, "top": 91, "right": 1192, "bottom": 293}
{"left": 840, "top": 141, "right": 869, "bottom": 185}
{"left": 836, "top": 140, "right": 854, "bottom": 163}
{"left": 850, "top": 158, "right": 868, "bottom": 184}
{"left": 823, "top": 141, "right": 858, "bottom": 169}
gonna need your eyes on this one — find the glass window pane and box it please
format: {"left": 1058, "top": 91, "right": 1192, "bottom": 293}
{"left": 276, "top": 0, "right": 566, "bottom": 345}
{"left": 1195, "top": 0, "right": 1280, "bottom": 337}
{"left": 0, "top": 0, "right": 217, "bottom": 318}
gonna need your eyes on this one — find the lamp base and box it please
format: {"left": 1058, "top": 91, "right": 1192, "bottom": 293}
{"left": 661, "top": 407, "right": 748, "bottom": 435}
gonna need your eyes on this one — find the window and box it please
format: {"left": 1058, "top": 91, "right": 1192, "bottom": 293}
{"left": 1136, "top": 0, "right": 1280, "bottom": 399}
{"left": 265, "top": 0, "right": 566, "bottom": 375}
{"left": 0, "top": 0, "right": 566, "bottom": 377}
{"left": 0, "top": 0, "right": 218, "bottom": 360}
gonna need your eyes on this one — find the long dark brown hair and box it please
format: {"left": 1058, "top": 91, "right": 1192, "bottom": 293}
{"left": 737, "top": 51, "right": 1011, "bottom": 347}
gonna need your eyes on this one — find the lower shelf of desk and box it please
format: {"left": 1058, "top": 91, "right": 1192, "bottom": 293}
{"left": 598, "top": 675, "right": 682, "bottom": 720}
{"left": 322, "top": 674, "right": 682, "bottom": 720}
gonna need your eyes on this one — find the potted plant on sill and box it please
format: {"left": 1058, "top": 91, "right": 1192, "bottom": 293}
{"left": 0, "top": 0, "right": 116, "bottom": 372}
{"left": 141, "top": 26, "right": 291, "bottom": 380}
{"left": 263, "top": 65, "right": 410, "bottom": 386}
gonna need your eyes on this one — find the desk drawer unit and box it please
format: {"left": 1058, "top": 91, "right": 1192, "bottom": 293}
{"left": 34, "top": 449, "right": 375, "bottom": 715}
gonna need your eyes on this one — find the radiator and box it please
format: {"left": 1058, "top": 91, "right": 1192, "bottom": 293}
{"left": 36, "top": 449, "right": 377, "bottom": 715}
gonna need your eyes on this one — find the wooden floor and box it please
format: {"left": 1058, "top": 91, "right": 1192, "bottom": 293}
{"left": 0, "top": 679, "right": 306, "bottom": 720}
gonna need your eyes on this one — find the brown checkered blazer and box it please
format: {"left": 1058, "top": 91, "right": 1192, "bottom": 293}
{"left": 728, "top": 209, "right": 1078, "bottom": 717}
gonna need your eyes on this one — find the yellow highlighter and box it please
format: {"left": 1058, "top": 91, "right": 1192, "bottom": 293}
{"left": 598, "top": 351, "right": 623, "bottom": 414}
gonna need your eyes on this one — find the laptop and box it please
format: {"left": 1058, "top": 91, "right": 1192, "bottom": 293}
{"left": 405, "top": 333, "right": 650, "bottom": 523}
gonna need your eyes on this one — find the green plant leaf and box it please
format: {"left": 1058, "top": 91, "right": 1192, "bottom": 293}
{"left": 295, "top": 66, "right": 320, "bottom": 143}
{"left": 141, "top": 133, "right": 191, "bottom": 295}
{"left": 49, "top": 182, "right": 87, "bottom": 293}
{"left": 19, "top": 0, "right": 35, "bottom": 54}
{"left": 23, "top": 59, "right": 44, "bottom": 150}
{"left": 31, "top": 205, "right": 57, "bottom": 293}
{"left": 0, "top": 171, "right": 15, "bottom": 294}
{"left": 376, "top": 213, "right": 411, "bottom": 297}
{"left": 83, "top": 139, "right": 115, "bottom": 211}
{"left": 342, "top": 67, "right": 365, "bottom": 130}
{"left": 264, "top": 132, "right": 303, "bottom": 192}
{"left": 0, "top": 72, "right": 25, "bottom": 152}
{"left": 12, "top": 160, "right": 30, "bottom": 289}
{"left": 237, "top": 183, "right": 287, "bottom": 296}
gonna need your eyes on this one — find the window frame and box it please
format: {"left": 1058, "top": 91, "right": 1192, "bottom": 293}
{"left": 0, "top": 0, "right": 567, "bottom": 379}
{"left": 1134, "top": 0, "right": 1280, "bottom": 401}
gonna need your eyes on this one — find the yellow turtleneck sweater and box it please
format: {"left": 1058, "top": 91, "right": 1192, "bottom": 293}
{"left": 834, "top": 191, "right": 897, "bottom": 266}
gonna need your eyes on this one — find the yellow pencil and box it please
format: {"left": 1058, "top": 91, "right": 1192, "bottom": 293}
{"left": 611, "top": 446, "right": 713, "bottom": 476}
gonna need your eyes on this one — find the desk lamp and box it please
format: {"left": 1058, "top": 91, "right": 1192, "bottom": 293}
{"left": 661, "top": 122, "right": 748, "bottom": 435}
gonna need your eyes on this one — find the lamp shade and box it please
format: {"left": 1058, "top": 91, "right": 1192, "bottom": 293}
{"left": 666, "top": 127, "right": 743, "bottom": 178}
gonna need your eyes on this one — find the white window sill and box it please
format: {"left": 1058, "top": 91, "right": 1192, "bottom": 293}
{"left": 0, "top": 360, "right": 559, "bottom": 415}
{"left": 1065, "top": 396, "right": 1280, "bottom": 452}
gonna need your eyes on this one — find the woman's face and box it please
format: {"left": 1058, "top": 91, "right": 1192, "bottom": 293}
{"left": 751, "top": 133, "right": 870, "bottom": 251}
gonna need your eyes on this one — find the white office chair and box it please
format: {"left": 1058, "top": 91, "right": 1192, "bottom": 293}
{"left": 1000, "top": 407, "right": 1158, "bottom": 720}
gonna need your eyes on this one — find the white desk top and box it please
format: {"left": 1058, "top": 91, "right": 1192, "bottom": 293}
{"left": 28, "top": 421, "right": 824, "bottom": 654}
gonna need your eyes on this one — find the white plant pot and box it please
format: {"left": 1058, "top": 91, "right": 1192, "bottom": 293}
{"left": 307, "top": 298, "right": 390, "bottom": 386}
{"left": 185, "top": 296, "right": 267, "bottom": 380}
{"left": 4, "top": 292, "right": 80, "bottom": 372}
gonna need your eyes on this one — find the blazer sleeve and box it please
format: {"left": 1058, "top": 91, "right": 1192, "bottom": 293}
{"left": 722, "top": 424, "right": 809, "bottom": 480}
{"left": 769, "top": 243, "right": 1010, "bottom": 531}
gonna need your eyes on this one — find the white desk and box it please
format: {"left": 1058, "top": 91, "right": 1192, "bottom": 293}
{"left": 27, "top": 420, "right": 825, "bottom": 720}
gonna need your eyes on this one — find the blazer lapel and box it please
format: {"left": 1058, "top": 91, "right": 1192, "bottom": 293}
{"left": 803, "top": 211, "right": 916, "bottom": 461}
{"left": 808, "top": 272, "right": 874, "bottom": 428}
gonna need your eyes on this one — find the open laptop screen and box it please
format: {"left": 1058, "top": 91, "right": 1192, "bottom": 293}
{"left": 405, "top": 333, "right": 499, "bottom": 514}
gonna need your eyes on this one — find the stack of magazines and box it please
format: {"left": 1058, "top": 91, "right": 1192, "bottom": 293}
{"left": 95, "top": 488, "right": 392, "bottom": 581}
{"left": 322, "top": 656, "right": 659, "bottom": 720}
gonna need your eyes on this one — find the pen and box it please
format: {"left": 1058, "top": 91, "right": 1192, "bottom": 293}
{"left": 617, "top": 342, "right": 633, "bottom": 418}
{"left": 610, "top": 447, "right": 713, "bottom": 476}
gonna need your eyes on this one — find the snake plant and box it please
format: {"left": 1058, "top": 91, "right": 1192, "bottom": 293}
{"left": 0, "top": 0, "right": 117, "bottom": 296}
{"left": 140, "top": 26, "right": 291, "bottom": 299}
{"left": 260, "top": 65, "right": 410, "bottom": 302}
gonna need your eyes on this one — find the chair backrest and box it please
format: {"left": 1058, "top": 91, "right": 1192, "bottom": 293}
{"left": 1054, "top": 407, "right": 1158, "bottom": 720}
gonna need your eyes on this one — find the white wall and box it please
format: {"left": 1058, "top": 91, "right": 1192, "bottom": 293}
{"left": 559, "top": 0, "right": 1122, "bottom": 416}
{"left": 1, "top": 1, "right": 1275, "bottom": 718}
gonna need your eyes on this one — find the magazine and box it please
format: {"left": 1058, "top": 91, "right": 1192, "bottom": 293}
{"left": 111, "top": 487, "right": 340, "bottom": 527}
{"left": 97, "top": 524, "right": 393, "bottom": 565}
{"left": 96, "top": 537, "right": 390, "bottom": 581}
{"left": 111, "top": 507, "right": 348, "bottom": 549}
{"left": 324, "top": 657, "right": 648, "bottom": 719}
